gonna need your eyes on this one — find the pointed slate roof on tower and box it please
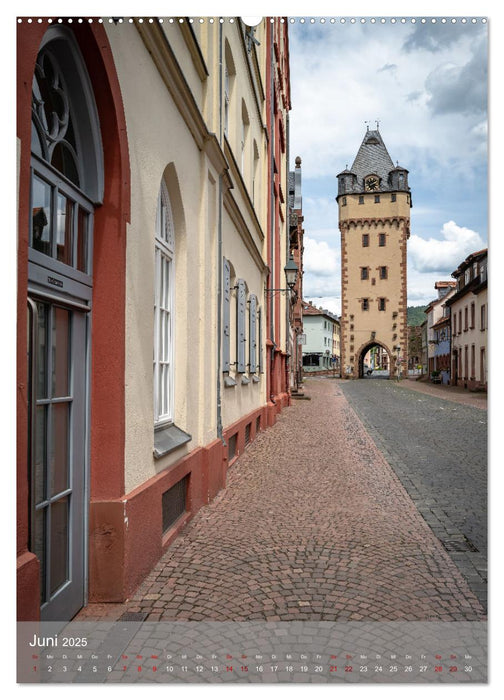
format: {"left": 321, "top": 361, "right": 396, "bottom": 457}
{"left": 351, "top": 129, "right": 396, "bottom": 190}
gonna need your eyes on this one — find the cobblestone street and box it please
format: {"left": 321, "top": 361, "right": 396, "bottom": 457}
{"left": 78, "top": 377, "right": 486, "bottom": 624}
{"left": 340, "top": 377, "right": 487, "bottom": 611}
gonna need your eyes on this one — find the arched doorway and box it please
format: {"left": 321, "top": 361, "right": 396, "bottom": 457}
{"left": 18, "top": 19, "right": 130, "bottom": 622}
{"left": 357, "top": 341, "right": 393, "bottom": 379}
{"left": 27, "top": 27, "right": 104, "bottom": 622}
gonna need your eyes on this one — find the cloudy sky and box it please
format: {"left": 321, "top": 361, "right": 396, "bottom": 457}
{"left": 288, "top": 17, "right": 488, "bottom": 315}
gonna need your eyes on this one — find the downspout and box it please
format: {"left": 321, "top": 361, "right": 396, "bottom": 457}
{"left": 269, "top": 20, "right": 275, "bottom": 400}
{"left": 216, "top": 20, "right": 224, "bottom": 441}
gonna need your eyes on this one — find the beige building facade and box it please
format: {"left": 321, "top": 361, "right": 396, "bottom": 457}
{"left": 337, "top": 128, "right": 411, "bottom": 379}
{"left": 445, "top": 249, "right": 488, "bottom": 390}
{"left": 17, "top": 17, "right": 295, "bottom": 622}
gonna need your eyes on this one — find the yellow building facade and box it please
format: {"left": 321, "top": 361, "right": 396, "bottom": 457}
{"left": 337, "top": 129, "right": 411, "bottom": 379}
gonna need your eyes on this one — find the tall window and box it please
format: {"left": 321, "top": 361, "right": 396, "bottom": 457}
{"left": 379, "top": 233, "right": 386, "bottom": 247}
{"left": 361, "top": 267, "right": 369, "bottom": 280}
{"left": 154, "top": 181, "right": 175, "bottom": 425}
{"left": 224, "top": 41, "right": 236, "bottom": 140}
{"left": 379, "top": 266, "right": 387, "bottom": 279}
{"left": 362, "top": 298, "right": 369, "bottom": 311}
{"left": 362, "top": 233, "right": 369, "bottom": 247}
{"left": 224, "top": 67, "right": 230, "bottom": 137}
{"left": 378, "top": 297, "right": 386, "bottom": 311}
{"left": 241, "top": 100, "right": 249, "bottom": 177}
{"left": 252, "top": 140, "right": 259, "bottom": 205}
{"left": 481, "top": 304, "right": 486, "bottom": 331}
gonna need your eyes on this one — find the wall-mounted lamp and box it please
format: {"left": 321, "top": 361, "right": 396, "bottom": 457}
{"left": 265, "top": 253, "right": 299, "bottom": 294}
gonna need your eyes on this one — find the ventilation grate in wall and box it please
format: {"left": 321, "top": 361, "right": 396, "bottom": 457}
{"left": 162, "top": 475, "right": 188, "bottom": 534}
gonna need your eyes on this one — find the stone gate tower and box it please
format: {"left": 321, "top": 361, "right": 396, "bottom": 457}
{"left": 336, "top": 127, "right": 411, "bottom": 379}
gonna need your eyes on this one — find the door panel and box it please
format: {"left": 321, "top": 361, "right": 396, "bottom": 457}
{"left": 28, "top": 296, "right": 87, "bottom": 621}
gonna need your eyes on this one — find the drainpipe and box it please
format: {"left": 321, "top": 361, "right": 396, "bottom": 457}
{"left": 269, "top": 20, "right": 275, "bottom": 401}
{"left": 216, "top": 20, "right": 224, "bottom": 441}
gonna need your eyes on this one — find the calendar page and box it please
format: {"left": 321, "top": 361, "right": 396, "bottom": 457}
{"left": 15, "top": 4, "right": 488, "bottom": 686}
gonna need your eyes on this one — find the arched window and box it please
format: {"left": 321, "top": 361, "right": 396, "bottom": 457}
{"left": 154, "top": 180, "right": 175, "bottom": 425}
{"left": 224, "top": 40, "right": 236, "bottom": 139}
{"left": 252, "top": 139, "right": 259, "bottom": 205}
{"left": 241, "top": 100, "right": 250, "bottom": 177}
{"left": 30, "top": 28, "right": 103, "bottom": 274}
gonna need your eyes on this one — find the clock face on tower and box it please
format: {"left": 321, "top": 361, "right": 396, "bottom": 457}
{"left": 365, "top": 176, "right": 379, "bottom": 191}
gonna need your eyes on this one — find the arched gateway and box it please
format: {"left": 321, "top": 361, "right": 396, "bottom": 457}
{"left": 356, "top": 340, "right": 393, "bottom": 379}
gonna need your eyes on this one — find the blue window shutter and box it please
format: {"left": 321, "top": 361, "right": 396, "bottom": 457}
{"left": 258, "top": 306, "right": 263, "bottom": 373}
{"left": 237, "top": 279, "right": 246, "bottom": 372}
{"left": 223, "top": 258, "right": 231, "bottom": 372}
{"left": 249, "top": 294, "right": 257, "bottom": 373}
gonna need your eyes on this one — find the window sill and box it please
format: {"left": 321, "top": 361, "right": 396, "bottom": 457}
{"left": 224, "top": 375, "right": 237, "bottom": 388}
{"left": 154, "top": 423, "right": 192, "bottom": 459}
{"left": 241, "top": 376, "right": 250, "bottom": 385}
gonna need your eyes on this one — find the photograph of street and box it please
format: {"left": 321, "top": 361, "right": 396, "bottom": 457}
{"left": 16, "top": 12, "right": 488, "bottom": 684}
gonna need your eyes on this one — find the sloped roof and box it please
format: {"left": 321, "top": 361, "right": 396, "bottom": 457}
{"left": 350, "top": 129, "right": 396, "bottom": 190}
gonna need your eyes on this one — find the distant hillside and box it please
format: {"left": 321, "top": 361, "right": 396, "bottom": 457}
{"left": 407, "top": 305, "right": 427, "bottom": 326}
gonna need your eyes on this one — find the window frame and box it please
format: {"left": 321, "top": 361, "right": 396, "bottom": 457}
{"left": 153, "top": 181, "right": 175, "bottom": 427}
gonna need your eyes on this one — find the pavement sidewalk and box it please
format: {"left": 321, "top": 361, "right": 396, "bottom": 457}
{"left": 77, "top": 378, "right": 485, "bottom": 623}
{"left": 401, "top": 377, "right": 487, "bottom": 410}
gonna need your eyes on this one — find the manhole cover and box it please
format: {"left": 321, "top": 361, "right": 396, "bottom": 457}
{"left": 440, "top": 536, "right": 479, "bottom": 553}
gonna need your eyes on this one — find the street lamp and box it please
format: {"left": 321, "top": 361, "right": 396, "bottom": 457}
{"left": 265, "top": 253, "right": 299, "bottom": 294}
{"left": 284, "top": 254, "right": 298, "bottom": 290}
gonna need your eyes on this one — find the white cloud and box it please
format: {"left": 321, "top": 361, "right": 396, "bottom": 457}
{"left": 289, "top": 22, "right": 487, "bottom": 180}
{"left": 303, "top": 296, "right": 341, "bottom": 317}
{"left": 303, "top": 236, "right": 339, "bottom": 277}
{"left": 409, "top": 220, "right": 485, "bottom": 273}
{"left": 302, "top": 236, "right": 341, "bottom": 310}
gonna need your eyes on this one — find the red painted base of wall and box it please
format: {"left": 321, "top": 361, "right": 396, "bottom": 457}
{"left": 17, "top": 401, "right": 290, "bottom": 615}
{"left": 17, "top": 551, "right": 40, "bottom": 621}
{"left": 88, "top": 405, "right": 272, "bottom": 604}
